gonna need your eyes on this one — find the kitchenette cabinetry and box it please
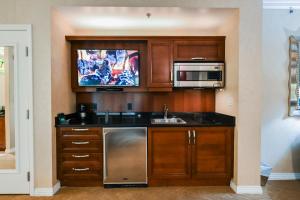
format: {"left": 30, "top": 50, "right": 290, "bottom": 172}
{"left": 173, "top": 38, "right": 225, "bottom": 62}
{"left": 56, "top": 127, "right": 103, "bottom": 186}
{"left": 148, "top": 126, "right": 233, "bottom": 186}
{"left": 66, "top": 36, "right": 225, "bottom": 92}
{"left": 148, "top": 127, "right": 191, "bottom": 180}
{"left": 191, "top": 127, "right": 233, "bottom": 181}
{"left": 147, "top": 40, "right": 173, "bottom": 91}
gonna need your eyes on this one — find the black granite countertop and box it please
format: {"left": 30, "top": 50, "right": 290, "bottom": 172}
{"left": 55, "top": 112, "right": 235, "bottom": 128}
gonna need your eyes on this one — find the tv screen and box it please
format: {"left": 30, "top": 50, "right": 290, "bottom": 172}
{"left": 77, "top": 49, "right": 140, "bottom": 87}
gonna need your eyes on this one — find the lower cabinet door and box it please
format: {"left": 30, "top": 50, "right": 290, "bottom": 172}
{"left": 191, "top": 127, "right": 233, "bottom": 182}
{"left": 148, "top": 127, "right": 191, "bottom": 179}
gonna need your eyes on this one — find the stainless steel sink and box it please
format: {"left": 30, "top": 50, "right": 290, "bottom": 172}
{"left": 151, "top": 118, "right": 187, "bottom": 124}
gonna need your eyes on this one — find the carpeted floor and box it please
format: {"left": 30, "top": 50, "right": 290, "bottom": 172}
{"left": 0, "top": 181, "right": 299, "bottom": 200}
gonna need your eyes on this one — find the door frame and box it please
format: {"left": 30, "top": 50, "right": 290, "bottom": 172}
{"left": 0, "top": 24, "right": 34, "bottom": 195}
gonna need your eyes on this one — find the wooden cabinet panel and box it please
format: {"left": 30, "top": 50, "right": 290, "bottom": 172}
{"left": 61, "top": 127, "right": 102, "bottom": 140}
{"left": 70, "top": 40, "right": 148, "bottom": 93}
{"left": 57, "top": 127, "right": 103, "bottom": 186}
{"left": 148, "top": 126, "right": 234, "bottom": 186}
{"left": 147, "top": 40, "right": 173, "bottom": 90}
{"left": 68, "top": 36, "right": 225, "bottom": 92}
{"left": 174, "top": 38, "right": 225, "bottom": 61}
{"left": 62, "top": 153, "right": 102, "bottom": 162}
{"left": 191, "top": 127, "right": 233, "bottom": 180}
{"left": 148, "top": 127, "right": 191, "bottom": 179}
{"left": 62, "top": 140, "right": 103, "bottom": 153}
{"left": 0, "top": 116, "right": 5, "bottom": 151}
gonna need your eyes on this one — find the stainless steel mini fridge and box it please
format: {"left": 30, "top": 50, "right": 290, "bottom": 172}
{"left": 103, "top": 127, "right": 147, "bottom": 187}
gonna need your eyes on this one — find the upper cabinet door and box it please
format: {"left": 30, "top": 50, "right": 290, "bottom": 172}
{"left": 173, "top": 37, "right": 225, "bottom": 62}
{"left": 147, "top": 40, "right": 173, "bottom": 90}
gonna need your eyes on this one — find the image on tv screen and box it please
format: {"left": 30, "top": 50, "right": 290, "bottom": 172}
{"left": 77, "top": 49, "right": 140, "bottom": 87}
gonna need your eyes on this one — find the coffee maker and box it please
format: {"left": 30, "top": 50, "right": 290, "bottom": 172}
{"left": 78, "top": 104, "right": 88, "bottom": 123}
{"left": 77, "top": 103, "right": 97, "bottom": 124}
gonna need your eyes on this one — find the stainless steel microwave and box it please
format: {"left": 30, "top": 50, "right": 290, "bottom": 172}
{"left": 173, "top": 62, "right": 224, "bottom": 88}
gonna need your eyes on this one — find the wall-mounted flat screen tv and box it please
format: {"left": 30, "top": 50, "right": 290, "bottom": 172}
{"left": 77, "top": 49, "right": 140, "bottom": 87}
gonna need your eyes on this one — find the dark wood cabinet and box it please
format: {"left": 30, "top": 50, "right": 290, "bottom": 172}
{"left": 148, "top": 127, "right": 191, "bottom": 180}
{"left": 56, "top": 127, "right": 103, "bottom": 186}
{"left": 147, "top": 40, "right": 173, "bottom": 91}
{"left": 148, "top": 126, "right": 233, "bottom": 186}
{"left": 173, "top": 37, "right": 225, "bottom": 62}
{"left": 0, "top": 116, "right": 5, "bottom": 151}
{"left": 191, "top": 127, "right": 233, "bottom": 181}
{"left": 67, "top": 36, "right": 225, "bottom": 92}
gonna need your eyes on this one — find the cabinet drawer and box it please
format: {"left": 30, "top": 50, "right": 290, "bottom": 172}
{"left": 61, "top": 173, "right": 102, "bottom": 186}
{"left": 61, "top": 127, "right": 102, "bottom": 140}
{"left": 62, "top": 153, "right": 102, "bottom": 162}
{"left": 61, "top": 161, "right": 102, "bottom": 187}
{"left": 62, "top": 140, "right": 102, "bottom": 153}
{"left": 62, "top": 161, "right": 102, "bottom": 171}
{"left": 62, "top": 161, "right": 102, "bottom": 177}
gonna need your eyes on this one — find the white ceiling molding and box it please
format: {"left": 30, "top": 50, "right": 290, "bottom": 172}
{"left": 264, "top": 0, "right": 300, "bottom": 9}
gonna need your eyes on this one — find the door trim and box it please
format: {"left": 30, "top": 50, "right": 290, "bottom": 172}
{"left": 0, "top": 24, "right": 34, "bottom": 195}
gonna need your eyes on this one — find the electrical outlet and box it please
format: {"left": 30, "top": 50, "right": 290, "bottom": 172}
{"left": 127, "top": 103, "right": 133, "bottom": 111}
{"left": 92, "top": 103, "right": 97, "bottom": 112}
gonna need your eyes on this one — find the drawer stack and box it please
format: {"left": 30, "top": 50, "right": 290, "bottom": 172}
{"left": 57, "top": 127, "right": 103, "bottom": 186}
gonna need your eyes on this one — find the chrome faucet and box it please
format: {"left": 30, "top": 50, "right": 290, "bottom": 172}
{"left": 105, "top": 110, "right": 109, "bottom": 124}
{"left": 163, "top": 104, "right": 168, "bottom": 119}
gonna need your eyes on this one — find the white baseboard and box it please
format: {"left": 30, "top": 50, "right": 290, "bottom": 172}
{"left": 269, "top": 173, "right": 300, "bottom": 180}
{"left": 31, "top": 181, "right": 60, "bottom": 196}
{"left": 5, "top": 147, "right": 15, "bottom": 154}
{"left": 230, "top": 180, "right": 263, "bottom": 194}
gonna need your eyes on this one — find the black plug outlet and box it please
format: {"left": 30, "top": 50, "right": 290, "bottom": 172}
{"left": 127, "top": 103, "right": 133, "bottom": 111}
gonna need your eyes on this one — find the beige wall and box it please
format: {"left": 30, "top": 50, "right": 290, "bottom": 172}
{"left": 215, "top": 11, "right": 239, "bottom": 185}
{"left": 75, "top": 27, "right": 219, "bottom": 36}
{"left": 0, "top": 0, "right": 262, "bottom": 188}
{"left": 216, "top": 11, "right": 239, "bottom": 117}
{"left": 51, "top": 9, "right": 76, "bottom": 185}
{"left": 262, "top": 9, "right": 300, "bottom": 173}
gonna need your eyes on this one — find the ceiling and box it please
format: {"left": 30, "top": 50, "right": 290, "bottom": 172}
{"left": 55, "top": 7, "right": 237, "bottom": 31}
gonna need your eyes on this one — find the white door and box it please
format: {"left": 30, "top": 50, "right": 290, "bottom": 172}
{"left": 0, "top": 25, "right": 33, "bottom": 194}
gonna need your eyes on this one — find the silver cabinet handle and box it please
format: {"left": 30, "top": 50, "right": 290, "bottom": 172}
{"left": 191, "top": 57, "right": 206, "bottom": 60}
{"left": 193, "top": 130, "right": 196, "bottom": 145}
{"left": 72, "top": 154, "right": 90, "bottom": 158}
{"left": 72, "top": 168, "right": 90, "bottom": 172}
{"left": 71, "top": 141, "right": 90, "bottom": 145}
{"left": 188, "top": 130, "right": 191, "bottom": 145}
{"left": 72, "top": 128, "right": 89, "bottom": 131}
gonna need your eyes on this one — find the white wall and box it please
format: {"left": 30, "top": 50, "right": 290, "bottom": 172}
{"left": 0, "top": 0, "right": 262, "bottom": 188}
{"left": 262, "top": 9, "right": 300, "bottom": 173}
